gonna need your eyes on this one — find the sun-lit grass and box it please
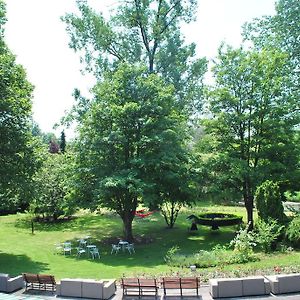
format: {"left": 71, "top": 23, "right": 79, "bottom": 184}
{"left": 0, "top": 203, "right": 299, "bottom": 280}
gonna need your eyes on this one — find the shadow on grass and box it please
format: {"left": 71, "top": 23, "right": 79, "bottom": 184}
{"left": 14, "top": 213, "right": 121, "bottom": 233}
{"left": 54, "top": 225, "right": 238, "bottom": 268}
{"left": 0, "top": 252, "right": 50, "bottom": 276}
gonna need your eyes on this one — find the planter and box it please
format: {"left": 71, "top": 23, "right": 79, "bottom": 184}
{"left": 188, "top": 213, "right": 242, "bottom": 230}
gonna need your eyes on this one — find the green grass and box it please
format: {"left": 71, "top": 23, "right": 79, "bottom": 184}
{"left": 0, "top": 203, "right": 299, "bottom": 280}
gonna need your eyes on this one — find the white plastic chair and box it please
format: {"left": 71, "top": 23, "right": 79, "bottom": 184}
{"left": 77, "top": 247, "right": 86, "bottom": 257}
{"left": 111, "top": 244, "right": 121, "bottom": 254}
{"left": 125, "top": 243, "right": 135, "bottom": 254}
{"left": 78, "top": 239, "right": 87, "bottom": 248}
{"left": 63, "top": 242, "right": 72, "bottom": 255}
{"left": 90, "top": 247, "right": 100, "bottom": 259}
{"left": 54, "top": 243, "right": 63, "bottom": 254}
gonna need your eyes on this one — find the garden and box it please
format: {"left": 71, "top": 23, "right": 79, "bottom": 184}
{"left": 0, "top": 0, "right": 299, "bottom": 289}
{"left": 1, "top": 198, "right": 300, "bottom": 282}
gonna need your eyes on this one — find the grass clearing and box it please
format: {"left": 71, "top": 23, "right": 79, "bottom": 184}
{"left": 0, "top": 203, "right": 299, "bottom": 280}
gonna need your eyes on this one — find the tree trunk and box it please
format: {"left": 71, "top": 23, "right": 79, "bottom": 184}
{"left": 121, "top": 211, "right": 135, "bottom": 242}
{"left": 243, "top": 179, "right": 254, "bottom": 230}
{"left": 245, "top": 197, "right": 254, "bottom": 230}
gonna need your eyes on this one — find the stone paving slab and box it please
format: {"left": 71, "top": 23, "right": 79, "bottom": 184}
{"left": 4, "top": 286, "right": 300, "bottom": 300}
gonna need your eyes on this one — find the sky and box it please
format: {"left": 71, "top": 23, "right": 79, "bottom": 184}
{"left": 4, "top": 0, "right": 276, "bottom": 137}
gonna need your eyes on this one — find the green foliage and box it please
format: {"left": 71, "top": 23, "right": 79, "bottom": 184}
{"left": 1, "top": 203, "right": 300, "bottom": 280}
{"left": 254, "top": 219, "right": 284, "bottom": 253}
{"left": 164, "top": 244, "right": 257, "bottom": 268}
{"left": 285, "top": 191, "right": 300, "bottom": 203}
{"left": 164, "top": 245, "right": 180, "bottom": 264}
{"left": 32, "top": 152, "right": 76, "bottom": 221}
{"left": 0, "top": 0, "right": 6, "bottom": 38}
{"left": 60, "top": 130, "right": 66, "bottom": 154}
{"left": 62, "top": 0, "right": 207, "bottom": 114}
{"left": 255, "top": 180, "right": 285, "bottom": 222}
{"left": 74, "top": 64, "right": 193, "bottom": 239}
{"left": 243, "top": 0, "right": 300, "bottom": 77}
{"left": 0, "top": 7, "right": 39, "bottom": 213}
{"left": 229, "top": 224, "right": 256, "bottom": 262}
{"left": 198, "top": 45, "right": 299, "bottom": 227}
{"left": 286, "top": 216, "right": 300, "bottom": 248}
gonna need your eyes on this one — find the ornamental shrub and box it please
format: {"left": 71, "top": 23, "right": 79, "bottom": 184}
{"left": 255, "top": 180, "right": 285, "bottom": 222}
{"left": 229, "top": 223, "right": 257, "bottom": 262}
{"left": 255, "top": 218, "right": 284, "bottom": 253}
{"left": 286, "top": 216, "right": 300, "bottom": 248}
{"left": 164, "top": 243, "right": 257, "bottom": 269}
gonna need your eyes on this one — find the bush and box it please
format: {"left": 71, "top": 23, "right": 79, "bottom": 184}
{"left": 32, "top": 153, "right": 76, "bottom": 221}
{"left": 255, "top": 219, "right": 284, "bottom": 253}
{"left": 286, "top": 216, "right": 300, "bottom": 247}
{"left": 255, "top": 180, "right": 285, "bottom": 222}
{"left": 229, "top": 223, "right": 257, "bottom": 262}
{"left": 285, "top": 191, "right": 300, "bottom": 203}
{"left": 164, "top": 243, "right": 257, "bottom": 269}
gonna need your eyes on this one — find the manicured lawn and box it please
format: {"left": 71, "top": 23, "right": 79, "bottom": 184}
{"left": 0, "top": 203, "right": 299, "bottom": 280}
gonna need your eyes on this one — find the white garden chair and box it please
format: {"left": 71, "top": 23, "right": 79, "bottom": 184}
{"left": 111, "top": 244, "right": 121, "bottom": 254}
{"left": 90, "top": 247, "right": 100, "bottom": 259}
{"left": 63, "top": 242, "right": 72, "bottom": 255}
{"left": 76, "top": 247, "right": 86, "bottom": 257}
{"left": 125, "top": 243, "right": 135, "bottom": 254}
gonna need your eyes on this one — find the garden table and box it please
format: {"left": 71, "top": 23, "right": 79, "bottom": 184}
{"left": 118, "top": 240, "right": 129, "bottom": 252}
{"left": 86, "top": 245, "right": 97, "bottom": 257}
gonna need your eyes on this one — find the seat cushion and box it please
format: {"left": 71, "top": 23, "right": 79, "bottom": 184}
{"left": 278, "top": 274, "right": 300, "bottom": 294}
{"left": 82, "top": 279, "right": 103, "bottom": 299}
{"left": 60, "top": 279, "right": 82, "bottom": 297}
{"left": 242, "top": 276, "right": 266, "bottom": 296}
{"left": 0, "top": 274, "right": 9, "bottom": 292}
{"left": 217, "top": 278, "right": 243, "bottom": 297}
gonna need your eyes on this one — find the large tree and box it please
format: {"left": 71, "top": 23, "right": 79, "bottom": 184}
{"left": 74, "top": 64, "right": 193, "bottom": 240}
{"left": 242, "top": 0, "right": 300, "bottom": 195}
{"left": 243, "top": 0, "right": 299, "bottom": 109}
{"left": 200, "top": 45, "right": 299, "bottom": 229}
{"left": 0, "top": 1, "right": 39, "bottom": 213}
{"left": 62, "top": 0, "right": 206, "bottom": 114}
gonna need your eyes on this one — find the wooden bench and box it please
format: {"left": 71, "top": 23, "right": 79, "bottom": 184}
{"left": 162, "top": 277, "right": 200, "bottom": 296}
{"left": 23, "top": 273, "right": 56, "bottom": 292}
{"left": 121, "top": 278, "right": 158, "bottom": 296}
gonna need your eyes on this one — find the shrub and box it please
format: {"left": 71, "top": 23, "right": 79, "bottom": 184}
{"left": 229, "top": 223, "right": 256, "bottom": 262}
{"left": 164, "top": 243, "right": 258, "bottom": 269}
{"left": 230, "top": 224, "right": 256, "bottom": 256}
{"left": 164, "top": 246, "right": 180, "bottom": 265}
{"left": 286, "top": 216, "right": 300, "bottom": 247}
{"left": 255, "top": 180, "right": 285, "bottom": 222}
{"left": 255, "top": 219, "right": 284, "bottom": 253}
{"left": 32, "top": 153, "right": 76, "bottom": 221}
{"left": 285, "top": 191, "right": 300, "bottom": 203}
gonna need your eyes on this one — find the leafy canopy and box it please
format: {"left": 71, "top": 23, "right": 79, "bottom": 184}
{"left": 74, "top": 64, "right": 193, "bottom": 238}
{"left": 62, "top": 0, "right": 207, "bottom": 113}
{"left": 0, "top": 2, "right": 39, "bottom": 213}
{"left": 198, "top": 45, "right": 299, "bottom": 227}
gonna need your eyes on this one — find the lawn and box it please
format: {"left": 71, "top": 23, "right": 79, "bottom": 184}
{"left": 0, "top": 203, "right": 299, "bottom": 280}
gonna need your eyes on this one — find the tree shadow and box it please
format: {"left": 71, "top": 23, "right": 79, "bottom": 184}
{"left": 0, "top": 252, "right": 49, "bottom": 276}
{"left": 14, "top": 213, "right": 121, "bottom": 233}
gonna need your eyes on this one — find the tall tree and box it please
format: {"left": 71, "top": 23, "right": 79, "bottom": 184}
{"left": 242, "top": 0, "right": 300, "bottom": 195}
{"left": 74, "top": 64, "right": 192, "bottom": 240}
{"left": 60, "top": 130, "right": 66, "bottom": 154}
{"left": 62, "top": 0, "right": 206, "bottom": 114}
{"left": 0, "top": 1, "right": 39, "bottom": 213}
{"left": 243, "top": 0, "right": 300, "bottom": 111}
{"left": 200, "top": 46, "right": 299, "bottom": 229}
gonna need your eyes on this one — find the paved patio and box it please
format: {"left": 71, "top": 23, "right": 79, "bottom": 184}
{"left": 4, "top": 285, "right": 300, "bottom": 300}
